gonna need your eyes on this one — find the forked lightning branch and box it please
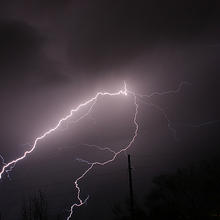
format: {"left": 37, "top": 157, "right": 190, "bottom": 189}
{"left": 0, "top": 82, "right": 191, "bottom": 219}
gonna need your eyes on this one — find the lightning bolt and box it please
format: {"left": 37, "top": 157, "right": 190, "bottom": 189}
{"left": 0, "top": 154, "right": 16, "bottom": 180}
{"left": 0, "top": 83, "right": 128, "bottom": 180}
{"left": 0, "top": 82, "right": 135, "bottom": 219}
{"left": 66, "top": 93, "right": 138, "bottom": 220}
{"left": 1, "top": 80, "right": 218, "bottom": 219}
{"left": 66, "top": 83, "right": 187, "bottom": 219}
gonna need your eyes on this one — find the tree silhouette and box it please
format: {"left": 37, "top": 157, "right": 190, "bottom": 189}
{"left": 145, "top": 159, "right": 220, "bottom": 219}
{"left": 113, "top": 159, "right": 220, "bottom": 220}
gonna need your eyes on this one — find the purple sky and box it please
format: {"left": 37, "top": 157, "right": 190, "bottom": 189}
{"left": 0, "top": 1, "right": 220, "bottom": 219}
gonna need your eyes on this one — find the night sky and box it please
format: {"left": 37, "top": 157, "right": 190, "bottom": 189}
{"left": 0, "top": 1, "right": 220, "bottom": 219}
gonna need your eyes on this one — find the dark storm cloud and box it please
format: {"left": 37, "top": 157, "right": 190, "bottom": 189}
{"left": 0, "top": 19, "right": 71, "bottom": 88}
{"left": 0, "top": 1, "right": 218, "bottom": 90}
{"left": 67, "top": 1, "right": 219, "bottom": 74}
{"left": 2, "top": 0, "right": 219, "bottom": 81}
{"left": 0, "top": 18, "right": 71, "bottom": 158}
{"left": 0, "top": 20, "right": 42, "bottom": 77}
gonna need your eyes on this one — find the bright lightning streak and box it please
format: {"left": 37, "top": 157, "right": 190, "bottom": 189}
{"left": 59, "top": 98, "right": 98, "bottom": 132}
{"left": 0, "top": 83, "right": 133, "bottom": 220}
{"left": 1, "top": 80, "right": 217, "bottom": 219}
{"left": 65, "top": 81, "right": 219, "bottom": 219}
{"left": 66, "top": 94, "right": 138, "bottom": 220}
{"left": 0, "top": 84, "right": 128, "bottom": 180}
{"left": 67, "top": 82, "right": 192, "bottom": 216}
{"left": 0, "top": 81, "right": 191, "bottom": 219}
{"left": 0, "top": 154, "right": 15, "bottom": 180}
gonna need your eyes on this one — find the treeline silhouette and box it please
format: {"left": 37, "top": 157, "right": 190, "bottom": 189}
{"left": 1, "top": 158, "right": 220, "bottom": 219}
{"left": 0, "top": 190, "right": 62, "bottom": 220}
{"left": 113, "top": 158, "right": 220, "bottom": 220}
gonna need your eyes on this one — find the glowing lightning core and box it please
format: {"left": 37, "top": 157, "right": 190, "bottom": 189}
{"left": 1, "top": 81, "right": 204, "bottom": 219}
{"left": 0, "top": 83, "right": 129, "bottom": 179}
{"left": 66, "top": 94, "right": 138, "bottom": 220}
{"left": 0, "top": 82, "right": 136, "bottom": 219}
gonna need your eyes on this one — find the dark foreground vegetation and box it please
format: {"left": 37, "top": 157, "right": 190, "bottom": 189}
{"left": 114, "top": 158, "right": 220, "bottom": 220}
{"left": 1, "top": 158, "right": 220, "bottom": 219}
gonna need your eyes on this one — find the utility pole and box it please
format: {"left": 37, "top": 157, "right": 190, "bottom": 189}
{"left": 128, "top": 154, "right": 135, "bottom": 220}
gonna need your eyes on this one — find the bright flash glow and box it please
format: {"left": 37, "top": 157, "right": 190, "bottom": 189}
{"left": 0, "top": 82, "right": 134, "bottom": 219}
{"left": 1, "top": 80, "right": 206, "bottom": 219}
{"left": 66, "top": 93, "right": 138, "bottom": 220}
{"left": 0, "top": 83, "right": 128, "bottom": 180}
